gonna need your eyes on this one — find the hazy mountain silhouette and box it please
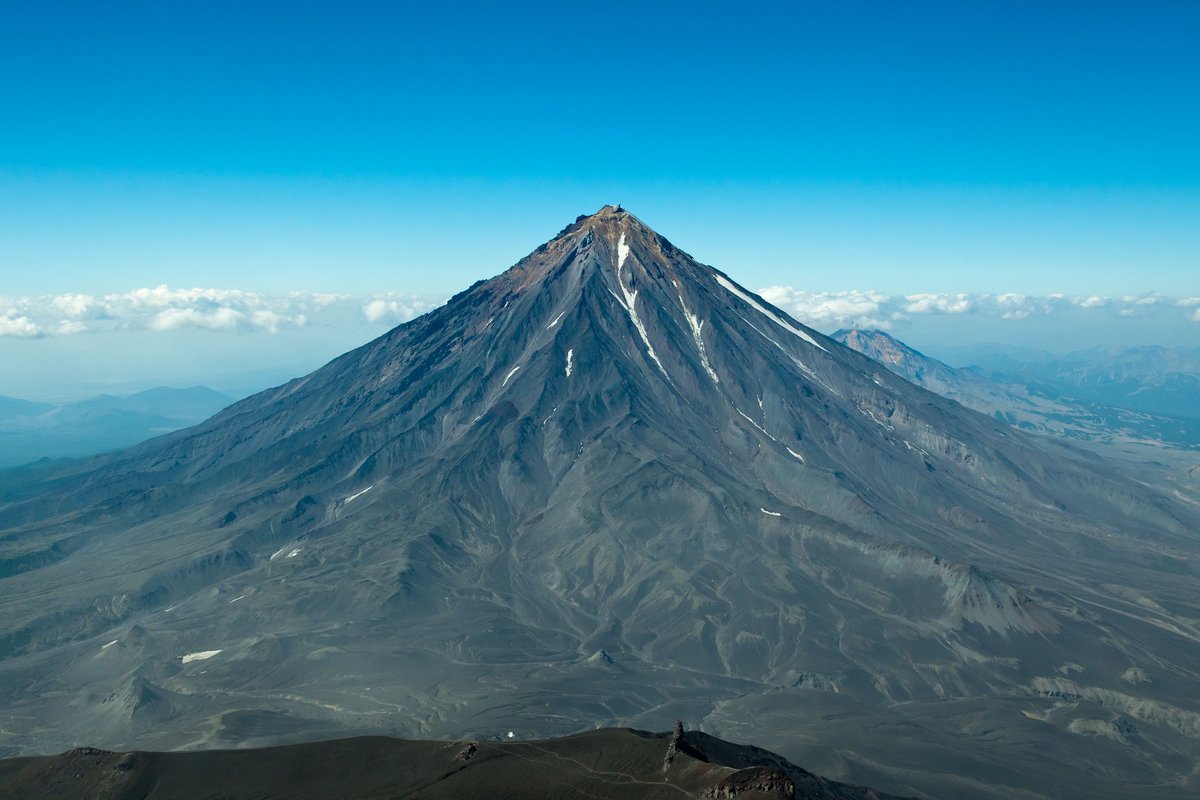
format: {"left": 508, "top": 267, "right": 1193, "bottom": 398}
{"left": 0, "top": 386, "right": 235, "bottom": 468}
{"left": 833, "top": 328, "right": 1200, "bottom": 449}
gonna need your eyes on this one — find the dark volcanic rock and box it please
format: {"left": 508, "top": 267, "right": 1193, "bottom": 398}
{"left": 0, "top": 728, "right": 905, "bottom": 800}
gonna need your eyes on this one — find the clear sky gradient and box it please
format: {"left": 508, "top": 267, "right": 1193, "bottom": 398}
{"left": 1, "top": 1, "right": 1198, "bottom": 399}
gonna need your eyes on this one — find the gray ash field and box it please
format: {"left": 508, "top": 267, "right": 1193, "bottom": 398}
{"left": 2, "top": 207, "right": 1198, "bottom": 800}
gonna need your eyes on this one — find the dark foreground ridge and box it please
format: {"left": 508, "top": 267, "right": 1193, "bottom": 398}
{"left": 0, "top": 726, "right": 907, "bottom": 800}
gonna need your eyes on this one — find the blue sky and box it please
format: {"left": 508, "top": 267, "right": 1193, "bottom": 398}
{"left": 2, "top": 1, "right": 1198, "bottom": 399}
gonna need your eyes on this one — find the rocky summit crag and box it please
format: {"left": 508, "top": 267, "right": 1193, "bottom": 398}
{"left": 1, "top": 206, "right": 1199, "bottom": 800}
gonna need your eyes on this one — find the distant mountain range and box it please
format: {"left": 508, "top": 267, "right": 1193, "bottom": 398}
{"left": 833, "top": 329, "right": 1200, "bottom": 451}
{"left": 0, "top": 386, "right": 235, "bottom": 468}
{"left": 938, "top": 342, "right": 1200, "bottom": 421}
{"left": 2, "top": 207, "right": 1198, "bottom": 800}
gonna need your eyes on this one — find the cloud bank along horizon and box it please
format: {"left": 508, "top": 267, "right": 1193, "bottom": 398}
{"left": 2, "top": 284, "right": 1197, "bottom": 340}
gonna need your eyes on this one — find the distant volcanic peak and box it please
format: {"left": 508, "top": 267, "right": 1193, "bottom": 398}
{"left": 836, "top": 329, "right": 909, "bottom": 365}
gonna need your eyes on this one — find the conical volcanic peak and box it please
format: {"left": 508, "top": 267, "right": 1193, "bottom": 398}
{"left": 2, "top": 206, "right": 1200, "bottom": 800}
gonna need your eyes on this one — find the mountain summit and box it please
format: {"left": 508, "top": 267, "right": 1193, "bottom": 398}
{"left": 2, "top": 208, "right": 1199, "bottom": 800}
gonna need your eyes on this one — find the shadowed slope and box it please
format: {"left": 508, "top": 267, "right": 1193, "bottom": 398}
{"left": 0, "top": 727, "right": 907, "bottom": 800}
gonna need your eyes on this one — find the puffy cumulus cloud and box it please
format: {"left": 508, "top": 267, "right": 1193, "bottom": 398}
{"left": 903, "top": 293, "right": 973, "bottom": 315}
{"left": 0, "top": 314, "right": 42, "bottom": 338}
{"left": 1191, "top": 308, "right": 1200, "bottom": 323}
{"left": 758, "top": 287, "right": 892, "bottom": 330}
{"left": 0, "top": 286, "right": 441, "bottom": 338}
{"left": 362, "top": 294, "right": 437, "bottom": 325}
{"left": 759, "top": 287, "right": 1200, "bottom": 331}
{"left": 148, "top": 306, "right": 245, "bottom": 332}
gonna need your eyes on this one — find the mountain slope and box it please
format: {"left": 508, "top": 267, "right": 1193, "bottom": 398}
{"left": 832, "top": 328, "right": 1200, "bottom": 449}
{"left": 1, "top": 206, "right": 1198, "bottom": 800}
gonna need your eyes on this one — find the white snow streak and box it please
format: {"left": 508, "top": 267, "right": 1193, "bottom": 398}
{"left": 714, "top": 274, "right": 827, "bottom": 351}
{"left": 228, "top": 594, "right": 247, "bottom": 604}
{"left": 565, "top": 348, "right": 574, "bottom": 377}
{"left": 101, "top": 639, "right": 118, "bottom": 650}
{"left": 612, "top": 233, "right": 669, "bottom": 379}
{"left": 760, "top": 508, "right": 782, "bottom": 517}
{"left": 502, "top": 365, "right": 520, "bottom": 386}
{"left": 736, "top": 408, "right": 779, "bottom": 442}
{"left": 181, "top": 649, "right": 222, "bottom": 664}
{"left": 742, "top": 317, "right": 840, "bottom": 397}
{"left": 285, "top": 547, "right": 302, "bottom": 559}
{"left": 858, "top": 405, "right": 894, "bottom": 431}
{"left": 344, "top": 485, "right": 374, "bottom": 504}
{"left": 546, "top": 310, "right": 565, "bottom": 329}
{"left": 678, "top": 295, "right": 719, "bottom": 384}
{"left": 787, "top": 447, "right": 805, "bottom": 462}
{"left": 269, "top": 544, "right": 293, "bottom": 561}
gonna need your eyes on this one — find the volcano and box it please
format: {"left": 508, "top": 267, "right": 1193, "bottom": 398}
{"left": 2, "top": 206, "right": 1199, "bottom": 800}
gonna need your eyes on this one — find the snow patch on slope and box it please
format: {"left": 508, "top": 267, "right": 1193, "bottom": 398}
{"left": 502, "top": 365, "right": 520, "bottom": 386}
{"left": 181, "top": 649, "right": 222, "bottom": 664}
{"left": 566, "top": 349, "right": 574, "bottom": 377}
{"left": 715, "top": 274, "right": 827, "bottom": 351}
{"left": 761, "top": 508, "right": 782, "bottom": 517}
{"left": 344, "top": 485, "right": 374, "bottom": 504}
{"left": 737, "top": 408, "right": 779, "bottom": 443}
{"left": 547, "top": 310, "right": 565, "bottom": 330}
{"left": 678, "top": 294, "right": 719, "bottom": 384}
{"left": 612, "top": 233, "right": 669, "bottom": 379}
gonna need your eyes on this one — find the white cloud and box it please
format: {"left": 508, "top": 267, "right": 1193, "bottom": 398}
{"left": 0, "top": 314, "right": 42, "bottom": 338}
{"left": 903, "top": 293, "right": 973, "bottom": 315}
{"left": 149, "top": 306, "right": 245, "bottom": 331}
{"left": 362, "top": 294, "right": 434, "bottom": 325}
{"left": 759, "top": 287, "right": 1200, "bottom": 331}
{"left": 55, "top": 320, "right": 88, "bottom": 335}
{"left": 1191, "top": 308, "right": 1200, "bottom": 323}
{"left": 758, "top": 287, "right": 891, "bottom": 330}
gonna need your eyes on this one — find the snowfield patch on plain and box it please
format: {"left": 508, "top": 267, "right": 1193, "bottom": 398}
{"left": 181, "top": 650, "right": 222, "bottom": 664}
{"left": 344, "top": 485, "right": 374, "bottom": 504}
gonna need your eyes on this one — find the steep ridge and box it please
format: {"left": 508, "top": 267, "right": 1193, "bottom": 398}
{"left": 1, "top": 206, "right": 1199, "bottom": 800}
{"left": 0, "top": 727, "right": 908, "bottom": 800}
